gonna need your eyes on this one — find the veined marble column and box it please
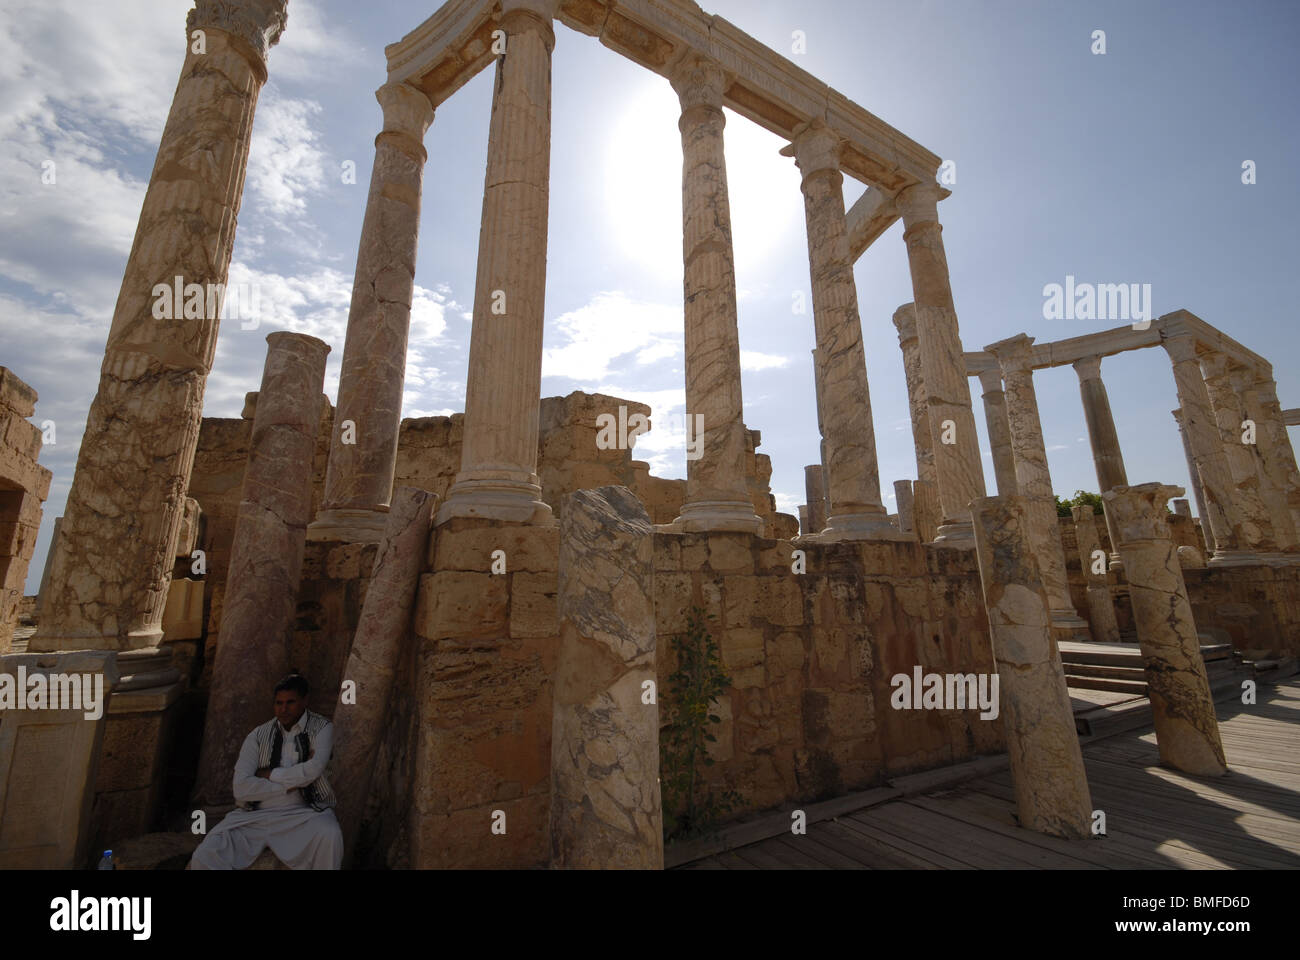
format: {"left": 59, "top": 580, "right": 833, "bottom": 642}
{"left": 1171, "top": 409, "right": 1211, "bottom": 534}
{"left": 894, "top": 480, "right": 916, "bottom": 538}
{"left": 309, "top": 81, "right": 434, "bottom": 543}
{"left": 193, "top": 332, "right": 330, "bottom": 808}
{"left": 896, "top": 182, "right": 986, "bottom": 543}
{"left": 30, "top": 0, "right": 288, "bottom": 653}
{"left": 892, "top": 304, "right": 941, "bottom": 541}
{"left": 1073, "top": 355, "right": 1127, "bottom": 570}
{"left": 782, "top": 121, "right": 902, "bottom": 542}
{"left": 668, "top": 55, "right": 761, "bottom": 534}
{"left": 1071, "top": 506, "right": 1121, "bottom": 644}
{"left": 803, "top": 464, "right": 827, "bottom": 534}
{"left": 1200, "top": 353, "right": 1276, "bottom": 551}
{"left": 970, "top": 496, "right": 1092, "bottom": 839}
{"left": 1248, "top": 373, "right": 1300, "bottom": 542}
{"left": 977, "top": 368, "right": 1018, "bottom": 496}
{"left": 1163, "top": 335, "right": 1253, "bottom": 564}
{"left": 1103, "top": 484, "right": 1227, "bottom": 776}
{"left": 438, "top": 0, "right": 556, "bottom": 526}
{"left": 1229, "top": 365, "right": 1297, "bottom": 553}
{"left": 986, "top": 334, "right": 1089, "bottom": 643}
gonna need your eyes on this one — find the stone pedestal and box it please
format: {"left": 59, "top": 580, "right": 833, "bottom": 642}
{"left": 439, "top": 5, "right": 556, "bottom": 526}
{"left": 1071, "top": 506, "right": 1121, "bottom": 644}
{"left": 193, "top": 333, "right": 330, "bottom": 808}
{"left": 551, "top": 487, "right": 661, "bottom": 869}
{"left": 970, "top": 497, "right": 1092, "bottom": 839}
{"left": 311, "top": 82, "right": 435, "bottom": 543}
{"left": 333, "top": 487, "right": 436, "bottom": 862}
{"left": 977, "top": 368, "right": 1018, "bottom": 496}
{"left": 1103, "top": 483, "right": 1228, "bottom": 776}
{"left": 31, "top": 1, "right": 288, "bottom": 653}
{"left": 894, "top": 480, "right": 916, "bottom": 538}
{"left": 784, "top": 122, "right": 903, "bottom": 542}
{"left": 896, "top": 184, "right": 986, "bottom": 543}
{"left": 0, "top": 650, "right": 119, "bottom": 867}
{"left": 803, "top": 464, "right": 827, "bottom": 535}
{"left": 668, "top": 55, "right": 762, "bottom": 536}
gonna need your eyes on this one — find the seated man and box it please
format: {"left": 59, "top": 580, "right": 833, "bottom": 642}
{"left": 190, "top": 672, "right": 343, "bottom": 870}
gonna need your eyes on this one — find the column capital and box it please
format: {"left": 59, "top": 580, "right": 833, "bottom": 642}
{"left": 499, "top": 0, "right": 558, "bottom": 48}
{"left": 895, "top": 179, "right": 950, "bottom": 226}
{"left": 891, "top": 303, "right": 917, "bottom": 342}
{"left": 985, "top": 333, "right": 1036, "bottom": 374}
{"left": 1161, "top": 333, "right": 1199, "bottom": 365}
{"left": 780, "top": 120, "right": 843, "bottom": 179}
{"left": 1103, "top": 482, "right": 1184, "bottom": 543}
{"left": 187, "top": 0, "right": 288, "bottom": 66}
{"left": 977, "top": 367, "right": 1003, "bottom": 395}
{"left": 501, "top": 0, "right": 561, "bottom": 18}
{"left": 1072, "top": 354, "right": 1103, "bottom": 383}
{"left": 668, "top": 53, "right": 728, "bottom": 111}
{"left": 376, "top": 81, "right": 435, "bottom": 142}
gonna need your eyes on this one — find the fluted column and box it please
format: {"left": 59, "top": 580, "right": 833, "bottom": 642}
{"left": 667, "top": 54, "right": 761, "bottom": 534}
{"left": 1200, "top": 353, "right": 1276, "bottom": 551}
{"left": 309, "top": 81, "right": 434, "bottom": 542}
{"left": 1247, "top": 373, "right": 1300, "bottom": 543}
{"left": 1071, "top": 506, "right": 1121, "bottom": 644}
{"left": 977, "top": 368, "right": 1017, "bottom": 496}
{"left": 1172, "top": 408, "right": 1211, "bottom": 529}
{"left": 1073, "top": 355, "right": 1128, "bottom": 570}
{"left": 986, "top": 334, "right": 1089, "bottom": 642}
{"left": 1163, "top": 335, "right": 1254, "bottom": 563}
{"left": 1103, "top": 484, "right": 1227, "bottom": 776}
{"left": 31, "top": 0, "right": 288, "bottom": 653}
{"left": 783, "top": 121, "right": 902, "bottom": 542}
{"left": 438, "top": 0, "right": 556, "bottom": 526}
{"left": 892, "top": 304, "right": 941, "bottom": 541}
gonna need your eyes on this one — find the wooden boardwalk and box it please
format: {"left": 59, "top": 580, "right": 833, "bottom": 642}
{"left": 679, "top": 680, "right": 1300, "bottom": 870}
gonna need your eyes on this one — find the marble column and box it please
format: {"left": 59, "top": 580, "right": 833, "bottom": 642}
{"left": 896, "top": 182, "right": 986, "bottom": 543}
{"left": 309, "top": 81, "right": 434, "bottom": 543}
{"left": 803, "top": 464, "right": 827, "bottom": 534}
{"left": 783, "top": 122, "right": 903, "bottom": 542}
{"left": 1248, "top": 373, "right": 1300, "bottom": 541}
{"left": 1171, "top": 408, "right": 1211, "bottom": 532}
{"left": 892, "top": 304, "right": 941, "bottom": 542}
{"left": 551, "top": 486, "right": 661, "bottom": 869}
{"left": 1163, "top": 335, "right": 1253, "bottom": 563}
{"left": 1229, "top": 365, "right": 1298, "bottom": 553}
{"left": 193, "top": 333, "right": 330, "bottom": 808}
{"left": 1200, "top": 353, "right": 1276, "bottom": 551}
{"left": 977, "top": 368, "right": 1018, "bottom": 496}
{"left": 1073, "top": 355, "right": 1127, "bottom": 569}
{"left": 970, "top": 496, "right": 1092, "bottom": 839}
{"left": 894, "top": 480, "right": 916, "bottom": 538}
{"left": 1071, "top": 506, "right": 1121, "bottom": 644}
{"left": 30, "top": 0, "right": 288, "bottom": 653}
{"left": 1102, "top": 484, "right": 1228, "bottom": 776}
{"left": 438, "top": 0, "right": 556, "bottom": 526}
{"left": 666, "top": 55, "right": 762, "bottom": 535}
{"left": 986, "top": 334, "right": 1089, "bottom": 642}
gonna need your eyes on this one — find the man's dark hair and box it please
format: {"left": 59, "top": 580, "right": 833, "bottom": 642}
{"left": 274, "top": 670, "right": 310, "bottom": 697}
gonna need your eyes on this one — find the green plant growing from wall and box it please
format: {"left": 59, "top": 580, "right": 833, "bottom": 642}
{"left": 660, "top": 606, "right": 743, "bottom": 842}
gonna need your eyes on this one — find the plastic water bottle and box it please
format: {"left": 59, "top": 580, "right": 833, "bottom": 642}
{"left": 97, "top": 850, "right": 114, "bottom": 870}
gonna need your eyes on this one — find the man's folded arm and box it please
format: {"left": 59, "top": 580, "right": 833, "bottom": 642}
{"left": 232, "top": 730, "right": 288, "bottom": 804}
{"left": 268, "top": 722, "right": 333, "bottom": 789}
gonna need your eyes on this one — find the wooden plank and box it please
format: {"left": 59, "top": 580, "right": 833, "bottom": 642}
{"left": 841, "top": 808, "right": 986, "bottom": 869}
{"left": 882, "top": 801, "right": 1083, "bottom": 869}
{"left": 814, "top": 819, "right": 920, "bottom": 869}
{"left": 728, "top": 842, "right": 794, "bottom": 869}
{"left": 764, "top": 835, "right": 831, "bottom": 869}
{"left": 713, "top": 850, "right": 759, "bottom": 870}
{"left": 788, "top": 830, "right": 872, "bottom": 869}
{"left": 1085, "top": 759, "right": 1300, "bottom": 824}
{"left": 834, "top": 813, "right": 971, "bottom": 869}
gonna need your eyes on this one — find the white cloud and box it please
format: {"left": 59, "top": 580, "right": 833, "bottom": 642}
{"left": 245, "top": 92, "right": 329, "bottom": 221}
{"left": 740, "top": 350, "right": 790, "bottom": 372}
{"left": 543, "top": 291, "right": 681, "bottom": 381}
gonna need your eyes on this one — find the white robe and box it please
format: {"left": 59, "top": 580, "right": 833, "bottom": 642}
{"left": 190, "top": 716, "right": 343, "bottom": 870}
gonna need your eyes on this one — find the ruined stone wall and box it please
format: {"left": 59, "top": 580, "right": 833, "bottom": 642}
{"left": 0, "top": 368, "right": 51, "bottom": 652}
{"left": 1184, "top": 565, "right": 1300, "bottom": 659}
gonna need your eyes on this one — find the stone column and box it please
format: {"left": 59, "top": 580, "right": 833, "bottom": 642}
{"left": 782, "top": 122, "right": 902, "bottom": 542}
{"left": 551, "top": 486, "right": 661, "bottom": 868}
{"left": 1071, "top": 506, "right": 1121, "bottom": 644}
{"left": 667, "top": 54, "right": 762, "bottom": 535}
{"left": 1248, "top": 373, "right": 1300, "bottom": 540}
{"left": 1173, "top": 499, "right": 1191, "bottom": 518}
{"left": 332, "top": 487, "right": 436, "bottom": 861}
{"left": 1073, "top": 355, "right": 1128, "bottom": 569}
{"left": 308, "top": 81, "right": 434, "bottom": 543}
{"left": 977, "top": 368, "right": 1018, "bottom": 496}
{"left": 30, "top": 0, "right": 288, "bottom": 653}
{"left": 896, "top": 182, "right": 986, "bottom": 543}
{"left": 1229, "top": 365, "right": 1297, "bottom": 553}
{"left": 803, "top": 464, "right": 827, "bottom": 534}
{"left": 1171, "top": 408, "right": 1211, "bottom": 530}
{"left": 193, "top": 333, "right": 330, "bottom": 808}
{"left": 894, "top": 480, "right": 916, "bottom": 538}
{"left": 986, "top": 335, "right": 1089, "bottom": 642}
{"left": 892, "top": 304, "right": 937, "bottom": 486}
{"left": 438, "top": 0, "right": 556, "bottom": 526}
{"left": 1200, "top": 353, "right": 1277, "bottom": 551}
{"left": 1103, "top": 484, "right": 1227, "bottom": 776}
{"left": 970, "top": 496, "right": 1092, "bottom": 839}
{"left": 1163, "top": 335, "right": 1253, "bottom": 563}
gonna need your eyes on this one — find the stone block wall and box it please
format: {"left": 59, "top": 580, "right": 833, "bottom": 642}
{"left": 0, "top": 367, "right": 52, "bottom": 652}
{"left": 1183, "top": 564, "right": 1300, "bottom": 659}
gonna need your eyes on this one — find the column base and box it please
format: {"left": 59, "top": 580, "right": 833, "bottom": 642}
{"left": 819, "top": 510, "right": 910, "bottom": 543}
{"left": 1049, "top": 610, "right": 1093, "bottom": 644}
{"left": 669, "top": 500, "right": 764, "bottom": 535}
{"left": 1107, "top": 552, "right": 1124, "bottom": 574}
{"left": 436, "top": 475, "right": 555, "bottom": 526}
{"left": 307, "top": 507, "right": 389, "bottom": 543}
{"left": 27, "top": 627, "right": 162, "bottom": 654}
{"left": 1207, "top": 549, "right": 1270, "bottom": 568}
{"left": 933, "top": 520, "right": 977, "bottom": 547}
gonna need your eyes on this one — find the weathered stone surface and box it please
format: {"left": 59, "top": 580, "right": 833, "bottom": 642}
{"left": 803, "top": 464, "right": 827, "bottom": 535}
{"left": 971, "top": 496, "right": 1092, "bottom": 839}
{"left": 1073, "top": 355, "right": 1128, "bottom": 567}
{"left": 892, "top": 304, "right": 937, "bottom": 489}
{"left": 1104, "top": 483, "right": 1228, "bottom": 775}
{"left": 550, "top": 486, "right": 660, "bottom": 868}
{"left": 978, "top": 368, "right": 1017, "bottom": 496}
{"left": 1071, "top": 506, "right": 1121, "bottom": 644}
{"left": 0, "top": 368, "right": 51, "bottom": 653}
{"left": 1201, "top": 353, "right": 1276, "bottom": 550}
{"left": 333, "top": 487, "right": 436, "bottom": 862}
{"left": 894, "top": 480, "right": 916, "bottom": 538}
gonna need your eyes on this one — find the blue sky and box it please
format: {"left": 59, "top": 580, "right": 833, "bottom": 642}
{"left": 2, "top": 0, "right": 1298, "bottom": 591}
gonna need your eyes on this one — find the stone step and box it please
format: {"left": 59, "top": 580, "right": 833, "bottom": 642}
{"left": 1064, "top": 663, "right": 1147, "bottom": 681}
{"left": 1063, "top": 675, "right": 1149, "bottom": 694}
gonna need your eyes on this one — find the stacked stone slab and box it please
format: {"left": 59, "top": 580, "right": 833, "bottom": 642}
{"left": 0, "top": 368, "right": 52, "bottom": 652}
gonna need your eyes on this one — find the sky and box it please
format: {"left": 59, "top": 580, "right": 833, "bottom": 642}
{"left": 2, "top": 0, "right": 1298, "bottom": 592}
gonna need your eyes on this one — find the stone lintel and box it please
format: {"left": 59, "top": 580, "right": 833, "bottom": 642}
{"left": 1285, "top": 408, "right": 1300, "bottom": 427}
{"left": 846, "top": 187, "right": 899, "bottom": 262}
